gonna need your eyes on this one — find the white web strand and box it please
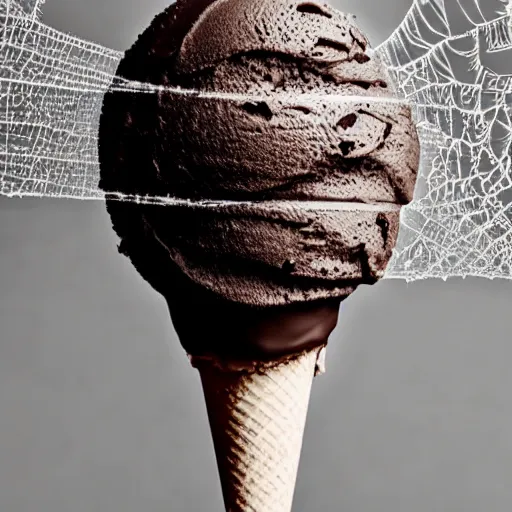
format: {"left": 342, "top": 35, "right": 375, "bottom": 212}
{"left": 0, "top": 0, "right": 410, "bottom": 201}
{"left": 0, "top": 0, "right": 511, "bottom": 280}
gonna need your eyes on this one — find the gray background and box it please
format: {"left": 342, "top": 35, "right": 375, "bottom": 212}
{"left": 1, "top": 1, "right": 512, "bottom": 510}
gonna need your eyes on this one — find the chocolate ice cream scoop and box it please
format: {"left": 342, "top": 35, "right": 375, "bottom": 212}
{"left": 98, "top": 0, "right": 419, "bottom": 357}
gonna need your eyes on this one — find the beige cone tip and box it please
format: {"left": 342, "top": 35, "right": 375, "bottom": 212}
{"left": 191, "top": 348, "right": 322, "bottom": 512}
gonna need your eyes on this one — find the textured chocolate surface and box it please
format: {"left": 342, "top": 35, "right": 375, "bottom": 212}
{"left": 99, "top": 0, "right": 419, "bottom": 303}
{"left": 148, "top": 201, "right": 399, "bottom": 305}
{"left": 98, "top": 0, "right": 419, "bottom": 355}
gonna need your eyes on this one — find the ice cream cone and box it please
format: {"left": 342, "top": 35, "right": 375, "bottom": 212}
{"left": 190, "top": 347, "right": 323, "bottom": 512}
{"left": 98, "top": 1, "right": 420, "bottom": 510}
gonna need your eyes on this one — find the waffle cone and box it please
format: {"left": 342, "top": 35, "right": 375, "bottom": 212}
{"left": 191, "top": 348, "right": 322, "bottom": 512}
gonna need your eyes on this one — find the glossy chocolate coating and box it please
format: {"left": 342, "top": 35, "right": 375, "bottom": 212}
{"left": 165, "top": 267, "right": 341, "bottom": 360}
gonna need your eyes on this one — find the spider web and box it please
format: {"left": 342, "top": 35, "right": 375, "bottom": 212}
{"left": 378, "top": 0, "right": 512, "bottom": 279}
{"left": 0, "top": 0, "right": 511, "bottom": 280}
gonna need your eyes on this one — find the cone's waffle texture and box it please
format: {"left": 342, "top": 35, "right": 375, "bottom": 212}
{"left": 193, "top": 349, "right": 319, "bottom": 512}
